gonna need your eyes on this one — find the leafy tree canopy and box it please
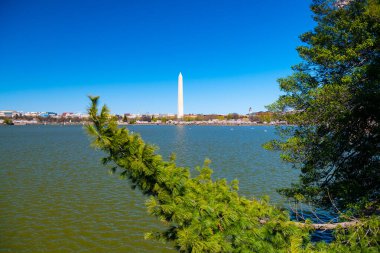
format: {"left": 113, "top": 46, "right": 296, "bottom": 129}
{"left": 265, "top": 0, "right": 380, "bottom": 215}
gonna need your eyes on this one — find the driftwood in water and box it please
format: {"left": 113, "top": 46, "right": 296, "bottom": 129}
{"left": 259, "top": 219, "right": 360, "bottom": 230}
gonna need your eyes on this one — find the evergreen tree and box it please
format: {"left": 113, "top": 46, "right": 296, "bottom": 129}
{"left": 86, "top": 96, "right": 310, "bottom": 252}
{"left": 265, "top": 0, "right": 380, "bottom": 215}
{"left": 87, "top": 96, "right": 379, "bottom": 252}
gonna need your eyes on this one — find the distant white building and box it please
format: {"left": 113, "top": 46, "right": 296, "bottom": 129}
{"left": 73, "top": 113, "right": 89, "bottom": 119}
{"left": 24, "top": 112, "right": 40, "bottom": 117}
{"left": 0, "top": 110, "right": 19, "bottom": 117}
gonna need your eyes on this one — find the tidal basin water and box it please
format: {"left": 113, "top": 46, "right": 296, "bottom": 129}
{"left": 1, "top": 125, "right": 300, "bottom": 252}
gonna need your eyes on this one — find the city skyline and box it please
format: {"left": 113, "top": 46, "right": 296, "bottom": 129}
{"left": 0, "top": 0, "right": 315, "bottom": 114}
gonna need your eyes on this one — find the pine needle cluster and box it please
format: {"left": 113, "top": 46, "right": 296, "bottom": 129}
{"left": 86, "top": 96, "right": 309, "bottom": 252}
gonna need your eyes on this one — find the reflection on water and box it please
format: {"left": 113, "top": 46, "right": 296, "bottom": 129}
{"left": 173, "top": 125, "right": 187, "bottom": 164}
{"left": 0, "top": 125, "right": 327, "bottom": 252}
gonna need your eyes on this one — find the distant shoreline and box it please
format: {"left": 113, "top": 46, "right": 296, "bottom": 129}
{"left": 120, "top": 122, "right": 288, "bottom": 127}
{"left": 1, "top": 121, "right": 289, "bottom": 127}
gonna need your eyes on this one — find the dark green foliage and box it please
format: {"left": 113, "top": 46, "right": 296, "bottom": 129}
{"left": 266, "top": 0, "right": 380, "bottom": 215}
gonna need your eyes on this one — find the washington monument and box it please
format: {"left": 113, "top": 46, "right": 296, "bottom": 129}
{"left": 178, "top": 72, "right": 184, "bottom": 119}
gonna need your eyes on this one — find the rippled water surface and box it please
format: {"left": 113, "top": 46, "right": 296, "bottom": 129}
{"left": 0, "top": 125, "right": 299, "bottom": 252}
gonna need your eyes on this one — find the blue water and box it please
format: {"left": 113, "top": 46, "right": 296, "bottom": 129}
{"left": 127, "top": 125, "right": 298, "bottom": 201}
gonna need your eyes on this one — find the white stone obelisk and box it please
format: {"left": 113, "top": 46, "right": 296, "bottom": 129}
{"left": 178, "top": 72, "right": 184, "bottom": 119}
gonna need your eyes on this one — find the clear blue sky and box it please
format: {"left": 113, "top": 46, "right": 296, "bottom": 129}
{"left": 0, "top": 0, "right": 314, "bottom": 114}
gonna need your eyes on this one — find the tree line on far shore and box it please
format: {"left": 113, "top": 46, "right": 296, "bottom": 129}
{"left": 122, "top": 112, "right": 277, "bottom": 124}
{"left": 1, "top": 112, "right": 278, "bottom": 125}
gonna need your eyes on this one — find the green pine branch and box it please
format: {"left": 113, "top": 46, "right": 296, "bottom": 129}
{"left": 86, "top": 96, "right": 379, "bottom": 252}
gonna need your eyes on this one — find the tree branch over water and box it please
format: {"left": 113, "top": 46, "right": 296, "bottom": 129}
{"left": 86, "top": 96, "right": 379, "bottom": 252}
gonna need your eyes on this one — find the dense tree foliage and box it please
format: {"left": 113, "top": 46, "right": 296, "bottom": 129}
{"left": 265, "top": 0, "right": 380, "bottom": 215}
{"left": 87, "top": 96, "right": 379, "bottom": 252}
